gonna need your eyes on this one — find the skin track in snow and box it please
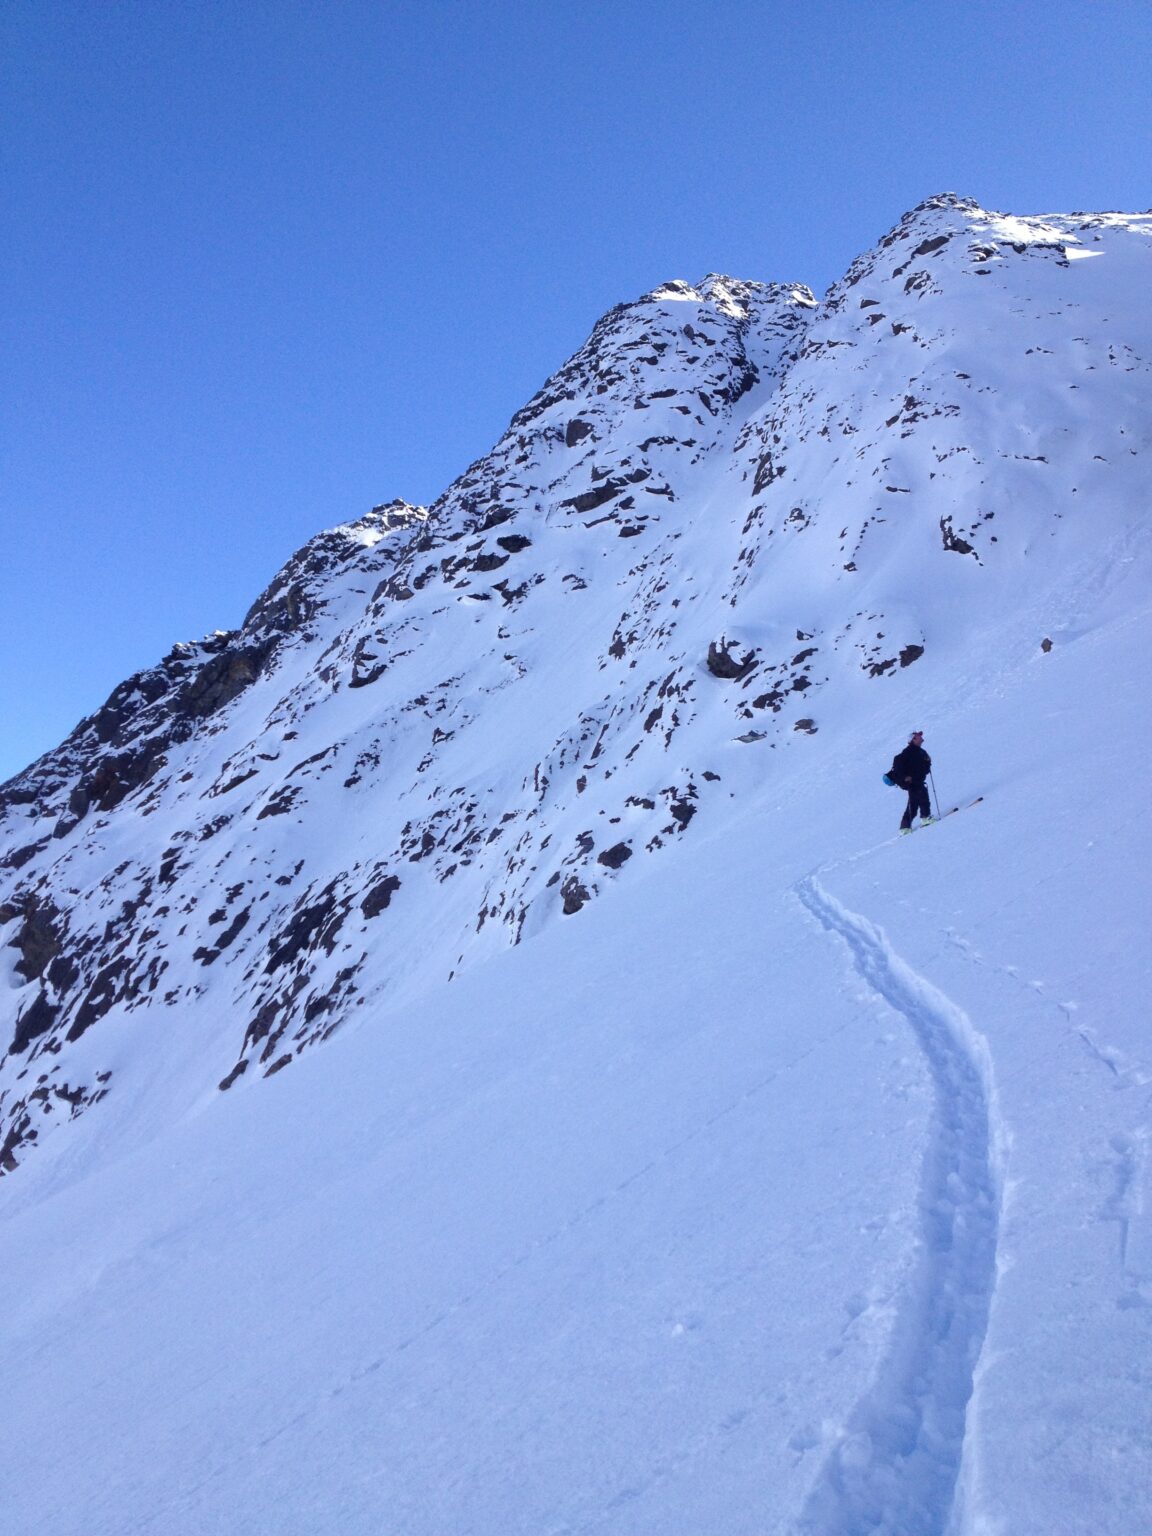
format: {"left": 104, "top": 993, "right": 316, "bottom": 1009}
{"left": 793, "top": 875, "right": 1003, "bottom": 1536}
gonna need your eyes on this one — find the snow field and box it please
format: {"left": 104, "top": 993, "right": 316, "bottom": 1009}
{"left": 2, "top": 199, "right": 1151, "bottom": 1534}
{"left": 3, "top": 571, "right": 1150, "bottom": 1534}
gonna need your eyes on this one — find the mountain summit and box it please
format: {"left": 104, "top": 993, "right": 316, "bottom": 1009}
{"left": 1, "top": 197, "right": 1150, "bottom": 1534}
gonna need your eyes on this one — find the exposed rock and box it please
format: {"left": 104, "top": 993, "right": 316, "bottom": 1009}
{"left": 218, "top": 1059, "right": 249, "bottom": 1092}
{"left": 5, "top": 895, "right": 65, "bottom": 982}
{"left": 362, "top": 874, "right": 401, "bottom": 918}
{"left": 597, "top": 842, "right": 632, "bottom": 870}
{"left": 940, "top": 516, "right": 977, "bottom": 556}
{"left": 563, "top": 482, "right": 625, "bottom": 514}
{"left": 10, "top": 989, "right": 59, "bottom": 1054}
{"left": 180, "top": 642, "right": 277, "bottom": 719}
{"left": 707, "top": 640, "right": 758, "bottom": 681}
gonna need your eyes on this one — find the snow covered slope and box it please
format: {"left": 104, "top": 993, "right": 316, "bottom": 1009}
{"left": 1, "top": 195, "right": 1150, "bottom": 1534}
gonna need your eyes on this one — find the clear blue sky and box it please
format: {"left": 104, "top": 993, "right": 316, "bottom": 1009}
{"left": 3, "top": 0, "right": 1149, "bottom": 783}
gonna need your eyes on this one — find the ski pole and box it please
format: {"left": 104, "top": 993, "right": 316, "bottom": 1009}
{"left": 929, "top": 769, "right": 941, "bottom": 819}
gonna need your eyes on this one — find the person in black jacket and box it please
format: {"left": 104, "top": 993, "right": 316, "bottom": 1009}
{"left": 890, "top": 730, "right": 934, "bottom": 832}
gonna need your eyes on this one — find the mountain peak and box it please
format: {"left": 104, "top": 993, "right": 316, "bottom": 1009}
{"left": 3, "top": 196, "right": 1151, "bottom": 1535}
{"left": 3, "top": 197, "right": 1149, "bottom": 1184}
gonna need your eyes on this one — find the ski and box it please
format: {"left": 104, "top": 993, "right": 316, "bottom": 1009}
{"left": 941, "top": 795, "right": 984, "bottom": 817}
{"left": 900, "top": 796, "right": 984, "bottom": 835}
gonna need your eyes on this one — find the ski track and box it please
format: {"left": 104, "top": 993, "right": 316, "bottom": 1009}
{"left": 792, "top": 874, "right": 1003, "bottom": 1536}
{"left": 945, "top": 925, "right": 1152, "bottom": 1093}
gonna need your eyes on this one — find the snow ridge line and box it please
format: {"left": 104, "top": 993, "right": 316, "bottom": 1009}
{"left": 792, "top": 875, "right": 1004, "bottom": 1536}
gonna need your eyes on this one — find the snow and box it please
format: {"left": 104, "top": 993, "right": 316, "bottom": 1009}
{"left": 1, "top": 197, "right": 1150, "bottom": 1533}
{"left": 4, "top": 612, "right": 1149, "bottom": 1534}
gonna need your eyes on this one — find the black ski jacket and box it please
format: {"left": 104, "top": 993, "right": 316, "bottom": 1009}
{"left": 890, "top": 743, "right": 931, "bottom": 787}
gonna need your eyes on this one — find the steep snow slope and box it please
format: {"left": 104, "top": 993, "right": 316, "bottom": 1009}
{"left": 1, "top": 195, "right": 1150, "bottom": 1532}
{"left": 2, "top": 196, "right": 1148, "bottom": 1181}
{"left": 1, "top": 564, "right": 1148, "bottom": 1536}
{"left": 0, "top": 271, "right": 818, "bottom": 1169}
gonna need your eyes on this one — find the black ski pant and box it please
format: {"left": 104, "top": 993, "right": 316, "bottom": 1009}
{"left": 901, "top": 780, "right": 931, "bottom": 828}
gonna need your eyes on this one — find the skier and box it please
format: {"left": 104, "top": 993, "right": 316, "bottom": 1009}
{"left": 890, "top": 730, "right": 934, "bottom": 833}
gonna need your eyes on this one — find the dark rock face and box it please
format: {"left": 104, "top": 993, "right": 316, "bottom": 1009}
{"left": 707, "top": 640, "right": 758, "bottom": 681}
{"left": 3, "top": 894, "right": 65, "bottom": 983}
{"left": 597, "top": 842, "right": 633, "bottom": 870}
{"left": 563, "top": 483, "right": 627, "bottom": 515}
{"left": 940, "top": 516, "right": 977, "bottom": 557}
{"left": 181, "top": 642, "right": 277, "bottom": 719}
{"left": 11, "top": 990, "right": 59, "bottom": 1054}
{"left": 362, "top": 875, "right": 401, "bottom": 919}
